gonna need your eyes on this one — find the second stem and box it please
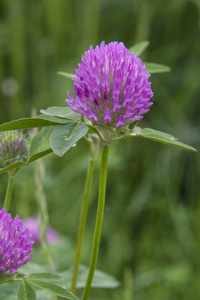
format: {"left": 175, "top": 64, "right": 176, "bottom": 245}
{"left": 71, "top": 155, "right": 95, "bottom": 293}
{"left": 82, "top": 142, "right": 109, "bottom": 300}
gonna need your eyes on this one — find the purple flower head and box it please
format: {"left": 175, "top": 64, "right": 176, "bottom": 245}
{"left": 0, "top": 130, "right": 28, "bottom": 170}
{"left": 23, "top": 217, "right": 61, "bottom": 245}
{"left": 0, "top": 209, "right": 34, "bottom": 280}
{"left": 66, "top": 41, "right": 153, "bottom": 141}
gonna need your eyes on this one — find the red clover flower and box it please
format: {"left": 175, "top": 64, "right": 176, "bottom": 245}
{"left": 66, "top": 41, "right": 153, "bottom": 142}
{"left": 0, "top": 209, "right": 34, "bottom": 281}
{"left": 0, "top": 130, "right": 28, "bottom": 170}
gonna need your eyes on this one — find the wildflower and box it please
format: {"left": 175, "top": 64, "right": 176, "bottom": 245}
{"left": 23, "top": 217, "right": 61, "bottom": 245}
{"left": 66, "top": 41, "right": 153, "bottom": 142}
{"left": 0, "top": 130, "right": 28, "bottom": 170}
{"left": 0, "top": 209, "right": 34, "bottom": 281}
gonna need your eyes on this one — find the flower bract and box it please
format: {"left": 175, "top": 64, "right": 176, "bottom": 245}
{"left": 0, "top": 209, "right": 34, "bottom": 281}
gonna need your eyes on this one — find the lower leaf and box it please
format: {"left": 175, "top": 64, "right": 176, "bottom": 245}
{"left": 17, "top": 281, "right": 36, "bottom": 300}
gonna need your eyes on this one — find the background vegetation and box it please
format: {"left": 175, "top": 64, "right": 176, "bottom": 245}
{"left": 0, "top": 0, "right": 200, "bottom": 299}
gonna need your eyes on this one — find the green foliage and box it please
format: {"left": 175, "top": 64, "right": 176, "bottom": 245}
{"left": 40, "top": 107, "right": 81, "bottom": 121}
{"left": 49, "top": 122, "right": 89, "bottom": 157}
{"left": 18, "top": 262, "right": 120, "bottom": 290}
{"left": 25, "top": 273, "right": 62, "bottom": 281}
{"left": 143, "top": 62, "right": 171, "bottom": 74}
{"left": 29, "top": 127, "right": 52, "bottom": 156}
{"left": 132, "top": 127, "right": 196, "bottom": 151}
{"left": 1, "top": 265, "right": 118, "bottom": 299}
{"left": 24, "top": 279, "right": 79, "bottom": 300}
{"left": 128, "top": 40, "right": 150, "bottom": 56}
{"left": 57, "top": 265, "right": 120, "bottom": 289}
{"left": 17, "top": 281, "right": 36, "bottom": 300}
{"left": 1, "top": 270, "right": 79, "bottom": 300}
{"left": 0, "top": 117, "right": 67, "bottom": 131}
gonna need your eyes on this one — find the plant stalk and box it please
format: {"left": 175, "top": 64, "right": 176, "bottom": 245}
{"left": 71, "top": 135, "right": 100, "bottom": 294}
{"left": 71, "top": 157, "right": 95, "bottom": 293}
{"left": 82, "top": 142, "right": 109, "bottom": 300}
{"left": 3, "top": 174, "right": 15, "bottom": 212}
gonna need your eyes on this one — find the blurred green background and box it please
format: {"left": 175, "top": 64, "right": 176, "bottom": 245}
{"left": 0, "top": 0, "right": 200, "bottom": 299}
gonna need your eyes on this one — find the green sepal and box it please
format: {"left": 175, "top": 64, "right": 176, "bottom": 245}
{"left": 132, "top": 127, "right": 196, "bottom": 151}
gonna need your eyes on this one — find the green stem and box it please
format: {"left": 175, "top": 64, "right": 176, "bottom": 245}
{"left": 82, "top": 142, "right": 109, "bottom": 300}
{"left": 0, "top": 277, "right": 22, "bottom": 285}
{"left": 71, "top": 135, "right": 100, "bottom": 294}
{"left": 3, "top": 174, "right": 15, "bottom": 212}
{"left": 71, "top": 156, "right": 95, "bottom": 294}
